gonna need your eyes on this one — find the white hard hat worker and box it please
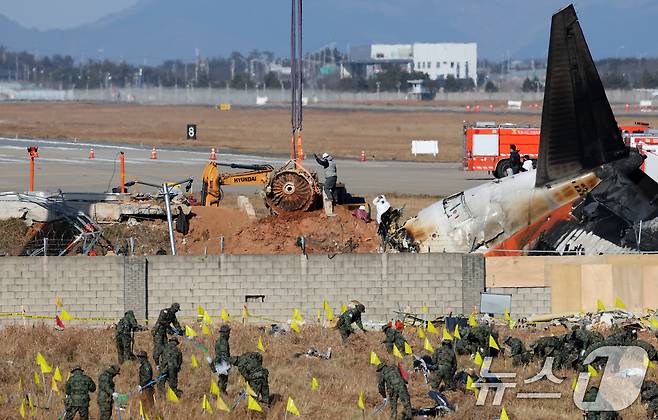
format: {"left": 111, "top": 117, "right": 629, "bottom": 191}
{"left": 322, "top": 152, "right": 330, "bottom": 159}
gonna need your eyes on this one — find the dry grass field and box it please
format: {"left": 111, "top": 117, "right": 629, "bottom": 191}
{"left": 2, "top": 323, "right": 657, "bottom": 419}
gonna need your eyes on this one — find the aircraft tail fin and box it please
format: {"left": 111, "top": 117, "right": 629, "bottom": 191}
{"left": 535, "top": 4, "right": 627, "bottom": 187}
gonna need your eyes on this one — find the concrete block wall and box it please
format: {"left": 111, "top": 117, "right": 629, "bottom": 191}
{"left": 0, "top": 256, "right": 125, "bottom": 322}
{"left": 145, "top": 253, "right": 484, "bottom": 323}
{"left": 487, "top": 287, "right": 552, "bottom": 319}
{"left": 0, "top": 253, "right": 486, "bottom": 324}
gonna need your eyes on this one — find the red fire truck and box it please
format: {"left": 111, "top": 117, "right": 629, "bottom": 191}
{"left": 464, "top": 121, "right": 652, "bottom": 178}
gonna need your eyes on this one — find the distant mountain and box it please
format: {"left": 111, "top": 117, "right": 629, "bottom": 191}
{"left": 0, "top": 0, "right": 657, "bottom": 62}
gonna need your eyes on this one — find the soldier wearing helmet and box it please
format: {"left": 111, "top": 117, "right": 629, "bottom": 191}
{"left": 213, "top": 325, "right": 232, "bottom": 393}
{"left": 152, "top": 303, "right": 182, "bottom": 367}
{"left": 335, "top": 303, "right": 367, "bottom": 343}
{"left": 97, "top": 365, "right": 120, "bottom": 420}
{"left": 64, "top": 366, "right": 96, "bottom": 420}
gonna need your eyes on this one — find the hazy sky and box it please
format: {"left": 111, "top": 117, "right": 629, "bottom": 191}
{"left": 0, "top": 0, "right": 138, "bottom": 29}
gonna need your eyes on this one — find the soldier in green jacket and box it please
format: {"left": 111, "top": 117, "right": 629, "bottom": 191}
{"left": 115, "top": 310, "right": 145, "bottom": 364}
{"left": 232, "top": 351, "right": 271, "bottom": 406}
{"left": 97, "top": 365, "right": 120, "bottom": 420}
{"left": 336, "top": 303, "right": 366, "bottom": 343}
{"left": 382, "top": 324, "right": 406, "bottom": 354}
{"left": 160, "top": 338, "right": 183, "bottom": 397}
{"left": 377, "top": 362, "right": 412, "bottom": 420}
{"left": 152, "top": 303, "right": 182, "bottom": 366}
{"left": 137, "top": 351, "right": 156, "bottom": 419}
{"left": 64, "top": 366, "right": 96, "bottom": 420}
{"left": 430, "top": 340, "right": 457, "bottom": 391}
{"left": 213, "top": 325, "right": 231, "bottom": 393}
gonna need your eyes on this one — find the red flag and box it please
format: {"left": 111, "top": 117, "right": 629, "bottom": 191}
{"left": 395, "top": 319, "right": 404, "bottom": 330}
{"left": 398, "top": 362, "right": 410, "bottom": 382}
{"left": 55, "top": 315, "right": 65, "bottom": 330}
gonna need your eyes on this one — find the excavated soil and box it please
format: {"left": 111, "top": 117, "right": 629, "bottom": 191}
{"left": 225, "top": 206, "right": 379, "bottom": 254}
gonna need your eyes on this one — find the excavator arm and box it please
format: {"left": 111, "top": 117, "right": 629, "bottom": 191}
{"left": 201, "top": 161, "right": 273, "bottom": 206}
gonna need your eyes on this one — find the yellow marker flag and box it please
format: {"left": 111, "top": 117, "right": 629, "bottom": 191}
{"left": 500, "top": 406, "right": 510, "bottom": 420}
{"left": 422, "top": 304, "right": 429, "bottom": 313}
{"left": 644, "top": 354, "right": 656, "bottom": 369}
{"left": 468, "top": 313, "right": 478, "bottom": 327}
{"left": 587, "top": 364, "right": 599, "bottom": 377}
{"left": 216, "top": 395, "right": 230, "bottom": 412}
{"left": 474, "top": 352, "right": 483, "bottom": 367}
{"left": 220, "top": 309, "right": 230, "bottom": 322}
{"left": 615, "top": 297, "right": 626, "bottom": 309}
{"left": 316, "top": 309, "right": 321, "bottom": 323}
{"left": 404, "top": 341, "right": 413, "bottom": 355}
{"left": 55, "top": 297, "right": 63, "bottom": 308}
{"left": 34, "top": 372, "right": 40, "bottom": 386}
{"left": 202, "top": 324, "right": 210, "bottom": 335}
{"left": 54, "top": 367, "right": 62, "bottom": 382}
{"left": 210, "top": 380, "right": 220, "bottom": 398}
{"left": 290, "top": 319, "right": 300, "bottom": 333}
{"left": 454, "top": 324, "right": 461, "bottom": 340}
{"left": 185, "top": 325, "right": 197, "bottom": 338}
{"left": 358, "top": 390, "right": 365, "bottom": 410}
{"left": 19, "top": 398, "right": 25, "bottom": 419}
{"left": 293, "top": 308, "right": 303, "bottom": 322}
{"left": 197, "top": 305, "right": 208, "bottom": 317}
{"left": 36, "top": 352, "right": 46, "bottom": 367}
{"left": 466, "top": 375, "right": 475, "bottom": 391}
{"left": 191, "top": 355, "right": 199, "bottom": 368}
{"left": 424, "top": 338, "right": 434, "bottom": 353}
{"left": 60, "top": 309, "right": 73, "bottom": 321}
{"left": 571, "top": 376, "right": 578, "bottom": 391}
{"left": 311, "top": 377, "right": 319, "bottom": 391}
{"left": 426, "top": 321, "right": 438, "bottom": 335}
{"left": 323, "top": 300, "right": 330, "bottom": 311}
{"left": 203, "top": 313, "right": 213, "bottom": 325}
{"left": 39, "top": 360, "right": 52, "bottom": 374}
{"left": 166, "top": 385, "right": 179, "bottom": 402}
{"left": 201, "top": 394, "right": 213, "bottom": 414}
{"left": 51, "top": 377, "right": 59, "bottom": 394}
{"left": 418, "top": 327, "right": 425, "bottom": 339}
{"left": 597, "top": 299, "right": 606, "bottom": 312}
{"left": 257, "top": 336, "right": 266, "bottom": 352}
{"left": 341, "top": 303, "right": 348, "bottom": 313}
{"left": 139, "top": 401, "right": 144, "bottom": 418}
{"left": 286, "top": 397, "right": 301, "bottom": 416}
{"left": 393, "top": 344, "right": 403, "bottom": 359}
{"left": 504, "top": 308, "right": 511, "bottom": 321}
{"left": 247, "top": 395, "right": 262, "bottom": 412}
{"left": 326, "top": 307, "right": 334, "bottom": 322}
{"left": 246, "top": 382, "right": 257, "bottom": 397}
{"left": 651, "top": 317, "right": 658, "bottom": 329}
{"left": 242, "top": 305, "right": 250, "bottom": 321}
{"left": 489, "top": 335, "right": 500, "bottom": 351}
{"left": 442, "top": 328, "right": 453, "bottom": 341}
{"left": 370, "top": 351, "right": 381, "bottom": 365}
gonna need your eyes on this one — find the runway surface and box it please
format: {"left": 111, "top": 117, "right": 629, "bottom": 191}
{"left": 0, "top": 137, "right": 492, "bottom": 197}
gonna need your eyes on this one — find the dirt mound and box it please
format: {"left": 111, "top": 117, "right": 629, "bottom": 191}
{"left": 178, "top": 206, "right": 252, "bottom": 254}
{"left": 225, "top": 206, "right": 378, "bottom": 254}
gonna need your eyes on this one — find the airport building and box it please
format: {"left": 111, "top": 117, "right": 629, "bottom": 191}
{"left": 348, "top": 42, "right": 477, "bottom": 84}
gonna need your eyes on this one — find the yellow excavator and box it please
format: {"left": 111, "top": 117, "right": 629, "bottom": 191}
{"left": 201, "top": 162, "right": 273, "bottom": 206}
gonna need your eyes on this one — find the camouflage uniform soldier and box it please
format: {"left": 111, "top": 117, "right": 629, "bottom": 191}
{"left": 583, "top": 387, "right": 620, "bottom": 420}
{"left": 137, "top": 351, "right": 156, "bottom": 419}
{"left": 64, "top": 366, "right": 96, "bottom": 420}
{"left": 152, "top": 303, "right": 182, "bottom": 366}
{"left": 641, "top": 380, "right": 658, "bottom": 419}
{"left": 455, "top": 325, "right": 498, "bottom": 355}
{"left": 382, "top": 324, "right": 406, "bottom": 354}
{"left": 213, "top": 325, "right": 231, "bottom": 393}
{"left": 430, "top": 341, "right": 457, "bottom": 391}
{"left": 97, "top": 365, "right": 120, "bottom": 420}
{"left": 530, "top": 335, "right": 562, "bottom": 359}
{"left": 115, "top": 310, "right": 145, "bottom": 364}
{"left": 377, "top": 363, "right": 412, "bottom": 420}
{"left": 336, "top": 303, "right": 366, "bottom": 343}
{"left": 160, "top": 338, "right": 183, "bottom": 397}
{"left": 233, "top": 352, "right": 271, "bottom": 405}
{"left": 504, "top": 336, "right": 532, "bottom": 366}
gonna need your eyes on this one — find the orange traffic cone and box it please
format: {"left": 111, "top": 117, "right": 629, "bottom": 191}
{"left": 151, "top": 146, "right": 157, "bottom": 160}
{"left": 88, "top": 148, "right": 95, "bottom": 159}
{"left": 210, "top": 147, "right": 217, "bottom": 160}
{"left": 360, "top": 150, "right": 366, "bottom": 162}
